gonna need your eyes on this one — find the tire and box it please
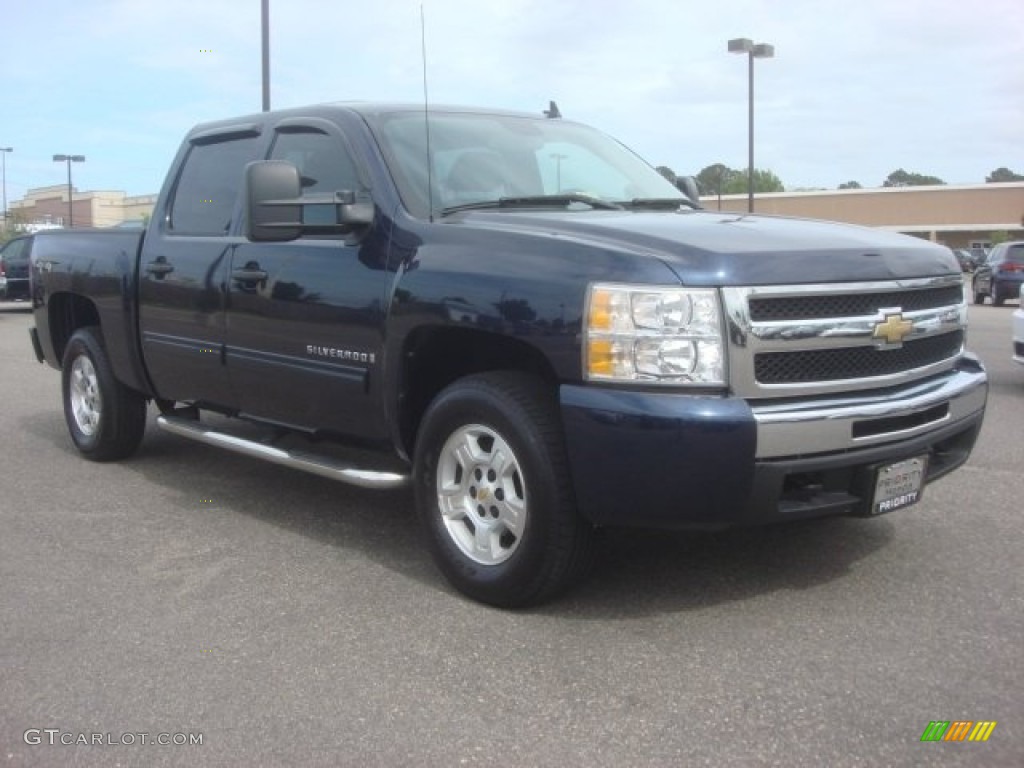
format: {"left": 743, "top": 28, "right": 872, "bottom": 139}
{"left": 62, "top": 326, "right": 147, "bottom": 461}
{"left": 414, "top": 372, "right": 595, "bottom": 607}
{"left": 972, "top": 281, "right": 986, "bottom": 305}
{"left": 991, "top": 283, "right": 1005, "bottom": 307}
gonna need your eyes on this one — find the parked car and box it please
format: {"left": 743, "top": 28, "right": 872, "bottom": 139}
{"left": 1014, "top": 285, "right": 1024, "bottom": 365}
{"left": 952, "top": 248, "right": 982, "bottom": 272}
{"left": 0, "top": 235, "right": 32, "bottom": 301}
{"left": 972, "top": 241, "right": 1024, "bottom": 306}
{"left": 950, "top": 249, "right": 983, "bottom": 274}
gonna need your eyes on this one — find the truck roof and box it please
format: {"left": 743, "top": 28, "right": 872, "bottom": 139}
{"left": 186, "top": 101, "right": 556, "bottom": 140}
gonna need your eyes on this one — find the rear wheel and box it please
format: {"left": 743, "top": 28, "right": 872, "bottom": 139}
{"left": 414, "top": 372, "right": 595, "bottom": 607}
{"left": 991, "top": 282, "right": 1005, "bottom": 307}
{"left": 62, "top": 327, "right": 147, "bottom": 461}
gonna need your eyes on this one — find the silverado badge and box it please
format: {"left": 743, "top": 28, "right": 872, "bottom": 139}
{"left": 306, "top": 345, "right": 376, "bottom": 364}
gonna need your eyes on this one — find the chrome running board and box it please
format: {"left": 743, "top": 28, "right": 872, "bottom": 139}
{"left": 156, "top": 415, "right": 410, "bottom": 490}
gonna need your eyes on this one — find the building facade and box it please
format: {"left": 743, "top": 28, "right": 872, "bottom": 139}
{"left": 701, "top": 182, "right": 1024, "bottom": 249}
{"left": 9, "top": 186, "right": 157, "bottom": 229}
{"left": 9, "top": 181, "right": 1024, "bottom": 248}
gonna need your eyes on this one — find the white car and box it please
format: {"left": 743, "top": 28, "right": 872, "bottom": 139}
{"left": 1014, "top": 285, "right": 1024, "bottom": 365}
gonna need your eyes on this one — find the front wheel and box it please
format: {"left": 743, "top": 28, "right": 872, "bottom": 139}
{"left": 972, "top": 281, "right": 986, "bottom": 305}
{"left": 62, "top": 327, "right": 147, "bottom": 461}
{"left": 414, "top": 372, "right": 595, "bottom": 607}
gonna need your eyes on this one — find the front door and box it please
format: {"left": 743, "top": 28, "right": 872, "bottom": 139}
{"left": 225, "top": 121, "right": 390, "bottom": 441}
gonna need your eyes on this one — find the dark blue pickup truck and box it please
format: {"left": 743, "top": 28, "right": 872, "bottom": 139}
{"left": 28, "top": 103, "right": 987, "bottom": 606}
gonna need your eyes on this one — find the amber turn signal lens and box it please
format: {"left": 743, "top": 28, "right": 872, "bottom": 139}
{"left": 587, "top": 339, "right": 614, "bottom": 375}
{"left": 589, "top": 289, "right": 613, "bottom": 331}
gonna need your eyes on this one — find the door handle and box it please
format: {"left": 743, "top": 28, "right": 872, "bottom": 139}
{"left": 145, "top": 260, "right": 174, "bottom": 275}
{"left": 232, "top": 268, "right": 269, "bottom": 281}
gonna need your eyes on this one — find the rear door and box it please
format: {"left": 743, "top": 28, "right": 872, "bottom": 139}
{"left": 139, "top": 126, "right": 264, "bottom": 406}
{"left": 225, "top": 118, "right": 390, "bottom": 440}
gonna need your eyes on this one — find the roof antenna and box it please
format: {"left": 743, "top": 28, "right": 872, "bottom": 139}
{"left": 544, "top": 100, "right": 561, "bottom": 119}
{"left": 421, "top": 4, "right": 435, "bottom": 222}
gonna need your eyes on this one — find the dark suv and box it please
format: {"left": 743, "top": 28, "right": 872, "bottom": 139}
{"left": 972, "top": 241, "right": 1024, "bottom": 306}
{"left": 952, "top": 248, "right": 982, "bottom": 272}
{"left": 0, "top": 235, "right": 32, "bottom": 302}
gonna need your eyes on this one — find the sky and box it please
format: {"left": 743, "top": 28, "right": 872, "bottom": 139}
{"left": 1, "top": 0, "right": 1022, "bottom": 203}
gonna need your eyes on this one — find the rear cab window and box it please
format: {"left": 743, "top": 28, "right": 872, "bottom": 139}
{"left": 1004, "top": 244, "right": 1024, "bottom": 263}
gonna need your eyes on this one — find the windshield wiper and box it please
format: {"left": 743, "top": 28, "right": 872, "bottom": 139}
{"left": 617, "top": 197, "right": 700, "bottom": 211}
{"left": 440, "top": 194, "right": 624, "bottom": 216}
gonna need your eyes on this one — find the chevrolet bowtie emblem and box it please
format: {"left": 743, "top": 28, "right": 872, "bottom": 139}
{"left": 873, "top": 311, "right": 914, "bottom": 347}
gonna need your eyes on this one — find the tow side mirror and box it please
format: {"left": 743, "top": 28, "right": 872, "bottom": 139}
{"left": 245, "top": 160, "right": 303, "bottom": 242}
{"left": 245, "top": 161, "right": 374, "bottom": 241}
{"left": 334, "top": 190, "right": 374, "bottom": 229}
{"left": 675, "top": 176, "right": 702, "bottom": 209}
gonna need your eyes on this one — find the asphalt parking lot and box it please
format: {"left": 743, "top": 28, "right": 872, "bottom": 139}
{"left": 1, "top": 297, "right": 1021, "bottom": 767}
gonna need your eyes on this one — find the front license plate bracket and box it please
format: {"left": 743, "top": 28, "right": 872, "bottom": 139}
{"left": 870, "top": 455, "right": 928, "bottom": 516}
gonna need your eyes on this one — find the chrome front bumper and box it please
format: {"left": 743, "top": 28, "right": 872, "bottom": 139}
{"left": 752, "top": 357, "right": 987, "bottom": 459}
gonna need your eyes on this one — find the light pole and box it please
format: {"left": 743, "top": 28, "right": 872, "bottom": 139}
{"left": 261, "top": 0, "right": 270, "bottom": 111}
{"left": 53, "top": 154, "right": 85, "bottom": 228}
{"left": 550, "top": 153, "right": 567, "bottom": 191}
{"left": 0, "top": 147, "right": 11, "bottom": 228}
{"left": 728, "top": 38, "right": 774, "bottom": 213}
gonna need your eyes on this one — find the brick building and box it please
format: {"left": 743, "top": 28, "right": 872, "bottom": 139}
{"left": 9, "top": 185, "right": 157, "bottom": 229}
{"left": 703, "top": 182, "right": 1024, "bottom": 250}
{"left": 8, "top": 180, "right": 1023, "bottom": 248}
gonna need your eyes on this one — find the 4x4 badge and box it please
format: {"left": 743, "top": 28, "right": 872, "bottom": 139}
{"left": 872, "top": 310, "right": 914, "bottom": 348}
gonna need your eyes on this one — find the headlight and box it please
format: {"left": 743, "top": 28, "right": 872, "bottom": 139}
{"left": 584, "top": 283, "right": 726, "bottom": 385}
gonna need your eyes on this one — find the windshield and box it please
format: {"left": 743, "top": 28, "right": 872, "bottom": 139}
{"left": 367, "top": 110, "right": 685, "bottom": 219}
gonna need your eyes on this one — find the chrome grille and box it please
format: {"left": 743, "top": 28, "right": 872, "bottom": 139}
{"left": 722, "top": 276, "right": 968, "bottom": 399}
{"left": 748, "top": 285, "right": 964, "bottom": 321}
{"left": 754, "top": 331, "right": 965, "bottom": 384}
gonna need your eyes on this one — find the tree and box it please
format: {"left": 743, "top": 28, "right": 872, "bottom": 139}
{"left": 655, "top": 165, "right": 678, "bottom": 184}
{"left": 985, "top": 167, "right": 1024, "bottom": 183}
{"left": 695, "top": 163, "right": 738, "bottom": 197}
{"left": 838, "top": 180, "right": 862, "bottom": 190}
{"left": 693, "top": 163, "right": 784, "bottom": 197}
{"left": 1, "top": 210, "right": 26, "bottom": 244}
{"left": 720, "top": 167, "right": 784, "bottom": 194}
{"left": 882, "top": 169, "right": 945, "bottom": 187}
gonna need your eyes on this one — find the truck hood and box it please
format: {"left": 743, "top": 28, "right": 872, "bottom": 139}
{"left": 443, "top": 209, "right": 959, "bottom": 286}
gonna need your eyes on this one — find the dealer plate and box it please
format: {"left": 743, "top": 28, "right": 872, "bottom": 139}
{"left": 871, "top": 456, "right": 927, "bottom": 515}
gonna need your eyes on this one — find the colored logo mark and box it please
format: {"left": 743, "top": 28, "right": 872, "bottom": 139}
{"left": 872, "top": 311, "right": 913, "bottom": 347}
{"left": 920, "top": 720, "right": 997, "bottom": 742}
